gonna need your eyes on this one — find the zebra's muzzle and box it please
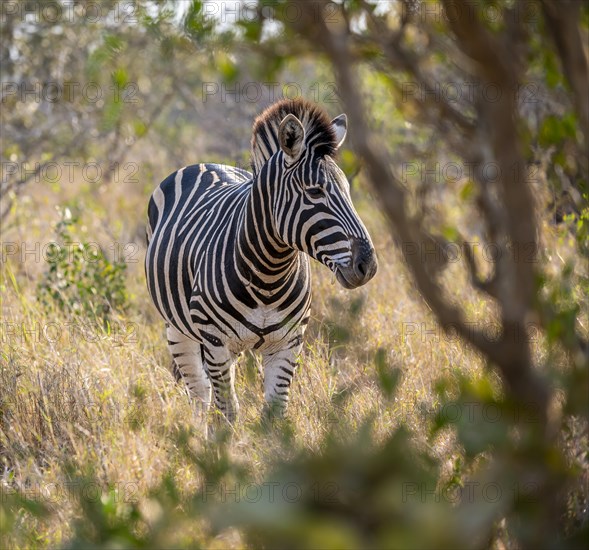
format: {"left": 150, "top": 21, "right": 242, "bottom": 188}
{"left": 335, "top": 237, "right": 377, "bottom": 289}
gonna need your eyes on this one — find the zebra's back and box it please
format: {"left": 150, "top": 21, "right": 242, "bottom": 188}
{"left": 146, "top": 163, "right": 252, "bottom": 338}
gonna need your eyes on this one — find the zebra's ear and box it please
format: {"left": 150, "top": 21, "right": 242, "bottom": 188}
{"left": 279, "top": 114, "right": 305, "bottom": 159}
{"left": 331, "top": 114, "right": 347, "bottom": 149}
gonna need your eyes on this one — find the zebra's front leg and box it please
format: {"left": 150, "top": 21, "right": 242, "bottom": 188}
{"left": 203, "top": 345, "right": 240, "bottom": 423}
{"left": 262, "top": 333, "right": 304, "bottom": 418}
{"left": 167, "top": 325, "right": 212, "bottom": 415}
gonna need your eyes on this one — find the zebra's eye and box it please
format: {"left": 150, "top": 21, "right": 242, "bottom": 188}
{"left": 307, "top": 187, "right": 325, "bottom": 198}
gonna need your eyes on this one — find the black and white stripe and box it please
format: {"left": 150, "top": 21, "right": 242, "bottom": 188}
{"left": 145, "top": 99, "right": 377, "bottom": 422}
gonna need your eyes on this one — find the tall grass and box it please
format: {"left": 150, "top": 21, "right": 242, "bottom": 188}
{"left": 1, "top": 180, "right": 586, "bottom": 548}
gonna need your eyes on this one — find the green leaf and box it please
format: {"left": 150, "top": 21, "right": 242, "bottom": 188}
{"left": 133, "top": 120, "right": 148, "bottom": 138}
{"left": 441, "top": 226, "right": 459, "bottom": 242}
{"left": 217, "top": 52, "right": 239, "bottom": 82}
{"left": 111, "top": 68, "right": 129, "bottom": 89}
{"left": 459, "top": 180, "right": 475, "bottom": 202}
{"left": 539, "top": 113, "right": 577, "bottom": 147}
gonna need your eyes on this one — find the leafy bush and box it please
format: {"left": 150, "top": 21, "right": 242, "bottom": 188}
{"left": 37, "top": 207, "right": 128, "bottom": 324}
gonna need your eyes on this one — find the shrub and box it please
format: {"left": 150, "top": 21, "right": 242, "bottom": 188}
{"left": 37, "top": 207, "right": 128, "bottom": 325}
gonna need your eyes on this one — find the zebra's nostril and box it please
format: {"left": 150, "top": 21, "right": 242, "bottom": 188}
{"left": 356, "top": 261, "right": 366, "bottom": 277}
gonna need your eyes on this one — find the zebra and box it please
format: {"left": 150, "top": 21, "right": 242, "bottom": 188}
{"left": 145, "top": 98, "right": 377, "bottom": 423}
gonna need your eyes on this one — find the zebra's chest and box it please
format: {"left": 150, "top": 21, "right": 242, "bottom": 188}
{"left": 190, "top": 289, "right": 306, "bottom": 355}
{"left": 235, "top": 305, "right": 293, "bottom": 351}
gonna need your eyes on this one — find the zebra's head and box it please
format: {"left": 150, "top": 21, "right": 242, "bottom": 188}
{"left": 251, "top": 99, "right": 377, "bottom": 289}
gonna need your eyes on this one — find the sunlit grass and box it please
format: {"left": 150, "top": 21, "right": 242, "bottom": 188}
{"left": 1, "top": 177, "right": 585, "bottom": 548}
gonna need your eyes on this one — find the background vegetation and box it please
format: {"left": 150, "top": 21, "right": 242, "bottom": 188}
{"left": 1, "top": 1, "right": 587, "bottom": 548}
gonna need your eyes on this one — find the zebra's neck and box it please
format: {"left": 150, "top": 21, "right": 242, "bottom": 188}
{"left": 234, "top": 166, "right": 299, "bottom": 300}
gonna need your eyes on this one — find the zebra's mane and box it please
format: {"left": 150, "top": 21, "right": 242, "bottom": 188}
{"left": 250, "top": 98, "right": 337, "bottom": 174}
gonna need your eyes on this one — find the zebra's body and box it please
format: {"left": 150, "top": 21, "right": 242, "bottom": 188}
{"left": 145, "top": 99, "right": 377, "bottom": 421}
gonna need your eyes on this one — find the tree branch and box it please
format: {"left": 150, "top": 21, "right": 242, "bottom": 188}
{"left": 541, "top": 0, "right": 589, "bottom": 143}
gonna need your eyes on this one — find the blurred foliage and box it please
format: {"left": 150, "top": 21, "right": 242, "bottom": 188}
{"left": 3, "top": 360, "right": 586, "bottom": 549}
{"left": 37, "top": 207, "right": 128, "bottom": 323}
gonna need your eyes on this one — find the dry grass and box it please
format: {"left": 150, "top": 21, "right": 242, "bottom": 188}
{"left": 0, "top": 173, "right": 585, "bottom": 548}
